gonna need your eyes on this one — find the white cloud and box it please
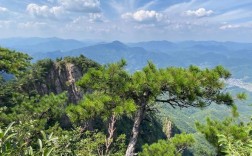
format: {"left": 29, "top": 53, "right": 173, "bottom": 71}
{"left": 219, "top": 22, "right": 252, "bottom": 30}
{"left": 219, "top": 24, "right": 241, "bottom": 30}
{"left": 3, "top": 0, "right": 252, "bottom": 42}
{"left": 26, "top": 3, "right": 64, "bottom": 18}
{"left": 71, "top": 13, "right": 103, "bottom": 24}
{"left": 59, "top": 0, "right": 101, "bottom": 13}
{"left": 47, "top": 0, "right": 56, "bottom": 2}
{"left": 26, "top": 1, "right": 101, "bottom": 20}
{"left": 0, "top": 20, "right": 12, "bottom": 28}
{"left": 0, "top": 6, "right": 8, "bottom": 12}
{"left": 89, "top": 13, "right": 103, "bottom": 23}
{"left": 122, "top": 10, "right": 163, "bottom": 23}
{"left": 18, "top": 21, "right": 47, "bottom": 29}
{"left": 185, "top": 8, "right": 213, "bottom": 17}
{"left": 134, "top": 23, "right": 156, "bottom": 29}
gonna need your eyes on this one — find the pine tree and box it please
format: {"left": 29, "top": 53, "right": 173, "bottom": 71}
{"left": 125, "top": 62, "right": 233, "bottom": 156}
{"left": 0, "top": 47, "right": 31, "bottom": 77}
{"left": 67, "top": 60, "right": 136, "bottom": 155}
{"left": 139, "top": 133, "right": 194, "bottom": 156}
{"left": 67, "top": 60, "right": 234, "bottom": 156}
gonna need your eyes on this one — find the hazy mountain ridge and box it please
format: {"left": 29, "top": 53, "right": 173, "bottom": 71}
{"left": 0, "top": 37, "right": 87, "bottom": 54}
{"left": 1, "top": 37, "right": 252, "bottom": 85}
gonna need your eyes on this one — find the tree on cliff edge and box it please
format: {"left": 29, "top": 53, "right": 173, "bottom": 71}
{"left": 67, "top": 60, "right": 234, "bottom": 156}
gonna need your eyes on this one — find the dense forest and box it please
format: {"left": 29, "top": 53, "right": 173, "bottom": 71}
{"left": 0, "top": 47, "right": 252, "bottom": 156}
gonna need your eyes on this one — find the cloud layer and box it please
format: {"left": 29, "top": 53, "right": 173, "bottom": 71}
{"left": 185, "top": 8, "right": 213, "bottom": 17}
{"left": 59, "top": 0, "right": 101, "bottom": 13}
{"left": 122, "top": 10, "right": 163, "bottom": 22}
{"left": 27, "top": 4, "right": 63, "bottom": 18}
{"left": 1, "top": 0, "right": 252, "bottom": 42}
{"left": 0, "top": 6, "right": 8, "bottom": 12}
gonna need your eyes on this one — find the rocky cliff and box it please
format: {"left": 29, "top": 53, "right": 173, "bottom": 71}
{"left": 22, "top": 56, "right": 99, "bottom": 103}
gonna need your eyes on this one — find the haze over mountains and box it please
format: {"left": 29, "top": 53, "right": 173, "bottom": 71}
{"left": 1, "top": 37, "right": 252, "bottom": 90}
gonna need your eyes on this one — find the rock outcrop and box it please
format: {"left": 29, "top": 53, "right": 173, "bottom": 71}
{"left": 37, "top": 62, "right": 83, "bottom": 103}
{"left": 22, "top": 56, "right": 99, "bottom": 104}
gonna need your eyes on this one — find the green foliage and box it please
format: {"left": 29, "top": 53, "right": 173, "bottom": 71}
{"left": 73, "top": 131, "right": 126, "bottom": 156}
{"left": 139, "top": 133, "right": 194, "bottom": 156}
{"left": 68, "top": 60, "right": 234, "bottom": 155}
{"left": 0, "top": 91, "right": 68, "bottom": 155}
{"left": 0, "top": 122, "right": 16, "bottom": 155}
{"left": 1, "top": 93, "right": 67, "bottom": 128}
{"left": 189, "top": 133, "right": 216, "bottom": 156}
{"left": 128, "top": 62, "right": 233, "bottom": 109}
{"left": 196, "top": 116, "right": 252, "bottom": 155}
{"left": 72, "top": 60, "right": 234, "bottom": 125}
{"left": 0, "top": 48, "right": 31, "bottom": 120}
{"left": 0, "top": 122, "right": 59, "bottom": 156}
{"left": 31, "top": 58, "right": 54, "bottom": 80}
{"left": 237, "top": 92, "right": 247, "bottom": 101}
{"left": 76, "top": 131, "right": 106, "bottom": 156}
{"left": 67, "top": 60, "right": 136, "bottom": 123}
{"left": 0, "top": 48, "right": 245, "bottom": 155}
{"left": 0, "top": 47, "right": 31, "bottom": 76}
{"left": 0, "top": 79, "right": 22, "bottom": 111}
{"left": 58, "top": 55, "right": 100, "bottom": 73}
{"left": 67, "top": 92, "right": 136, "bottom": 122}
{"left": 217, "top": 132, "right": 252, "bottom": 155}
{"left": 28, "top": 131, "right": 59, "bottom": 156}
{"left": 1, "top": 122, "right": 127, "bottom": 156}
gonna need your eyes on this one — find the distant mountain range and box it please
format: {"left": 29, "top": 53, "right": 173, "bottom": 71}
{"left": 0, "top": 37, "right": 95, "bottom": 54}
{"left": 1, "top": 37, "right": 252, "bottom": 82}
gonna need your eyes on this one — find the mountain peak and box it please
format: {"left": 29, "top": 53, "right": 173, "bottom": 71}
{"left": 111, "top": 40, "right": 124, "bottom": 45}
{"left": 106, "top": 40, "right": 127, "bottom": 49}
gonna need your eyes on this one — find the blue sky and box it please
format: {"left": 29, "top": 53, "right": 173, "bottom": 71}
{"left": 0, "top": 0, "right": 252, "bottom": 42}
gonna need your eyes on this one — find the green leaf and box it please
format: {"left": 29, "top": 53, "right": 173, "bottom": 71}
{"left": 3, "top": 122, "right": 15, "bottom": 137}
{"left": 38, "top": 139, "right": 43, "bottom": 151}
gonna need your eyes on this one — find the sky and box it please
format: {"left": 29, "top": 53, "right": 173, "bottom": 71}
{"left": 0, "top": 0, "right": 252, "bottom": 42}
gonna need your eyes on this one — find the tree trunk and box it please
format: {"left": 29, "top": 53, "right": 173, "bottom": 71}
{"left": 125, "top": 102, "right": 146, "bottom": 156}
{"left": 105, "top": 114, "right": 117, "bottom": 155}
{"left": 163, "top": 117, "right": 172, "bottom": 139}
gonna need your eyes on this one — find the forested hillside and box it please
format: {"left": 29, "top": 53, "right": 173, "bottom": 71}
{"left": 1, "top": 47, "right": 251, "bottom": 155}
